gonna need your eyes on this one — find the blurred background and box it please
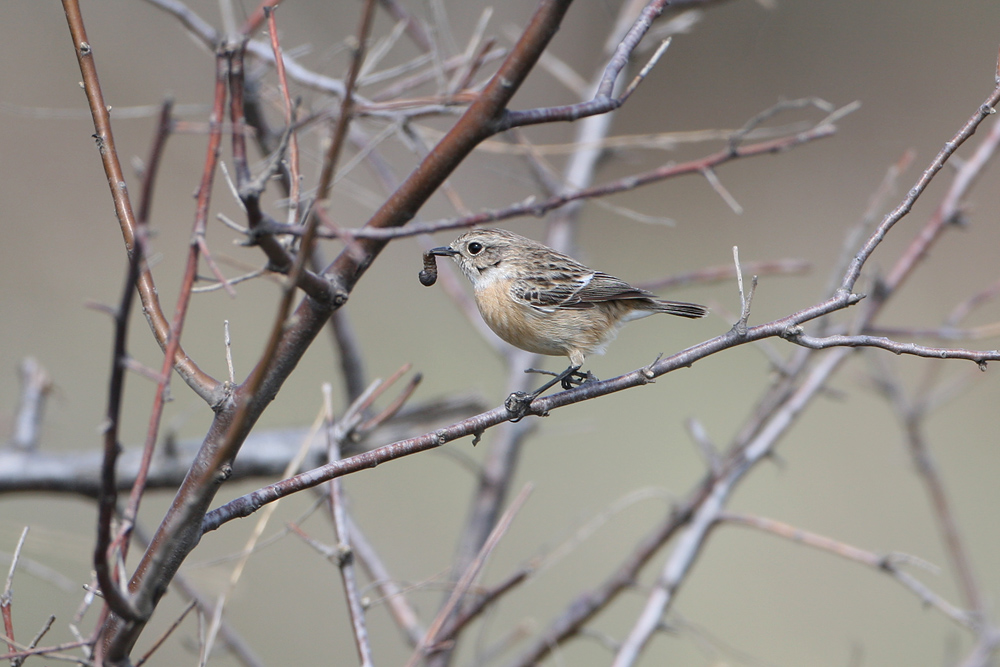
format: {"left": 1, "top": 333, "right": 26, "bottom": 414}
{"left": 1, "top": 0, "right": 999, "bottom": 664}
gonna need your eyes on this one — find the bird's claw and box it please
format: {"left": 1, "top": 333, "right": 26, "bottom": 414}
{"left": 505, "top": 391, "right": 534, "bottom": 422}
{"left": 560, "top": 370, "right": 596, "bottom": 390}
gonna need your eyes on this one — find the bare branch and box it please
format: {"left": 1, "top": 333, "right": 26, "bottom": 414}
{"left": 784, "top": 331, "right": 999, "bottom": 367}
{"left": 323, "top": 383, "right": 375, "bottom": 667}
{"left": 65, "top": 0, "right": 221, "bottom": 403}
{"left": 10, "top": 359, "right": 51, "bottom": 452}
{"left": 325, "top": 111, "right": 844, "bottom": 241}
{"left": 719, "top": 512, "right": 974, "bottom": 629}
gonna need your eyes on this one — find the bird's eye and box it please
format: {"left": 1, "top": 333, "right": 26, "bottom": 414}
{"left": 468, "top": 241, "right": 483, "bottom": 255}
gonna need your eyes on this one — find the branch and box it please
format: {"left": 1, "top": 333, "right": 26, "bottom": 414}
{"left": 784, "top": 331, "right": 999, "bottom": 368}
{"left": 719, "top": 513, "right": 974, "bottom": 629}
{"left": 64, "top": 0, "right": 220, "bottom": 404}
{"left": 324, "top": 380, "right": 376, "bottom": 667}
{"left": 10, "top": 359, "right": 52, "bottom": 452}
{"left": 324, "top": 108, "right": 844, "bottom": 240}
{"left": 498, "top": 1, "right": 670, "bottom": 130}
{"left": 611, "top": 348, "right": 849, "bottom": 666}
{"left": 202, "top": 292, "right": 867, "bottom": 533}
{"left": 840, "top": 92, "right": 1000, "bottom": 297}
{"left": 0, "top": 396, "right": 483, "bottom": 496}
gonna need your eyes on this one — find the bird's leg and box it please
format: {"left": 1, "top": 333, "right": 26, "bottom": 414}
{"left": 560, "top": 368, "right": 596, "bottom": 389}
{"left": 524, "top": 367, "right": 597, "bottom": 388}
{"left": 506, "top": 364, "right": 594, "bottom": 421}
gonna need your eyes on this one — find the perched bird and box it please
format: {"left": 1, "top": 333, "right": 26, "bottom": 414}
{"left": 427, "top": 228, "right": 707, "bottom": 415}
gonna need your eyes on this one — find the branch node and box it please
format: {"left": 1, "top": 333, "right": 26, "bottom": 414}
{"left": 640, "top": 353, "right": 662, "bottom": 381}
{"left": 216, "top": 464, "right": 233, "bottom": 483}
{"left": 781, "top": 324, "right": 804, "bottom": 340}
{"left": 337, "top": 543, "right": 354, "bottom": 567}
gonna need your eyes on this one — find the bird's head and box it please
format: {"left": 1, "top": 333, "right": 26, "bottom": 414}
{"left": 429, "top": 228, "right": 526, "bottom": 286}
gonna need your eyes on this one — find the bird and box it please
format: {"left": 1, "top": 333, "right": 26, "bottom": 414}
{"left": 426, "top": 228, "right": 707, "bottom": 417}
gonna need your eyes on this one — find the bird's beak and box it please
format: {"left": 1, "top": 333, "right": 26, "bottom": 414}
{"left": 429, "top": 246, "right": 459, "bottom": 257}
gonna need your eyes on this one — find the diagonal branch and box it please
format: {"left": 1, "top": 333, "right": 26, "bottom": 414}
{"left": 64, "top": 0, "right": 221, "bottom": 405}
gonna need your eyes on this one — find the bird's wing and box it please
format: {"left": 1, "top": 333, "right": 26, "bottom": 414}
{"left": 571, "top": 272, "right": 654, "bottom": 303}
{"left": 512, "top": 271, "right": 652, "bottom": 311}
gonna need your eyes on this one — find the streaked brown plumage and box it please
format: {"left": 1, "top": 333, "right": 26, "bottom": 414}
{"left": 429, "top": 229, "right": 706, "bottom": 411}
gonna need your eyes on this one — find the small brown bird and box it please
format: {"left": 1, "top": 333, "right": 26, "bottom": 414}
{"left": 428, "top": 228, "right": 707, "bottom": 414}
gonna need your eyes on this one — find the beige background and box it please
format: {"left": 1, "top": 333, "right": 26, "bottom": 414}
{"left": 1, "top": 1, "right": 999, "bottom": 665}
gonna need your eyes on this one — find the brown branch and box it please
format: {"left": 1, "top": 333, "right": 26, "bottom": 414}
{"left": 323, "top": 384, "right": 375, "bottom": 667}
{"left": 201, "top": 289, "right": 863, "bottom": 532}
{"left": 0, "top": 639, "right": 92, "bottom": 665}
{"left": 228, "top": 45, "right": 301, "bottom": 280}
{"left": 321, "top": 112, "right": 843, "bottom": 241}
{"left": 517, "top": 73, "right": 1000, "bottom": 666}
{"left": 783, "top": 331, "right": 999, "bottom": 367}
{"left": 64, "top": 0, "right": 220, "bottom": 404}
{"left": 313, "top": 0, "right": 377, "bottom": 211}
{"left": 347, "top": 514, "right": 425, "bottom": 647}
{"left": 133, "top": 601, "right": 196, "bottom": 667}
{"left": 841, "top": 94, "right": 1000, "bottom": 298}
{"left": 90, "top": 153, "right": 149, "bottom": 623}
{"left": 264, "top": 5, "right": 301, "bottom": 227}
{"left": 410, "top": 485, "right": 533, "bottom": 665}
{"left": 1, "top": 527, "right": 28, "bottom": 663}
{"left": 118, "top": 100, "right": 179, "bottom": 546}
{"left": 498, "top": 0, "right": 670, "bottom": 130}
{"left": 719, "top": 513, "right": 974, "bottom": 628}
{"left": 435, "top": 566, "right": 531, "bottom": 645}
{"left": 239, "top": 0, "right": 283, "bottom": 38}
{"left": 324, "top": 0, "right": 575, "bottom": 293}
{"left": 377, "top": 0, "right": 433, "bottom": 52}
{"left": 134, "top": 99, "right": 174, "bottom": 228}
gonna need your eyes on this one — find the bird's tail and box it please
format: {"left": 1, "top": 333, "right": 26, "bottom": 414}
{"left": 652, "top": 299, "right": 708, "bottom": 319}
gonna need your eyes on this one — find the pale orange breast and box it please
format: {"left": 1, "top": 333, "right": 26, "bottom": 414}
{"left": 473, "top": 279, "right": 628, "bottom": 365}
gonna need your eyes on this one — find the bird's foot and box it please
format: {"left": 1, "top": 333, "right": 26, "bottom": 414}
{"left": 524, "top": 367, "right": 596, "bottom": 390}
{"left": 508, "top": 365, "right": 592, "bottom": 420}
{"left": 505, "top": 391, "right": 536, "bottom": 422}
{"left": 560, "top": 369, "right": 596, "bottom": 390}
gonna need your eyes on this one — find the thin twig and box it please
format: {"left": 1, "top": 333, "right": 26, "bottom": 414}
{"left": 264, "top": 5, "right": 301, "bottom": 226}
{"left": 409, "top": 484, "right": 533, "bottom": 665}
{"left": 347, "top": 515, "right": 425, "bottom": 646}
{"left": 313, "top": 0, "right": 378, "bottom": 211}
{"left": 318, "top": 112, "right": 845, "bottom": 241}
{"left": 1, "top": 527, "right": 28, "bottom": 664}
{"left": 719, "top": 512, "right": 974, "bottom": 628}
{"left": 134, "top": 601, "right": 197, "bottom": 667}
{"left": 11, "top": 359, "right": 52, "bottom": 452}
{"left": 66, "top": 0, "right": 220, "bottom": 402}
{"left": 323, "top": 383, "right": 375, "bottom": 667}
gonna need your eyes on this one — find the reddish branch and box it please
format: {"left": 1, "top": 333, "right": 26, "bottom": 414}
{"left": 93, "top": 0, "right": 580, "bottom": 661}
{"left": 63, "top": 0, "right": 220, "bottom": 405}
{"left": 314, "top": 116, "right": 841, "bottom": 241}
